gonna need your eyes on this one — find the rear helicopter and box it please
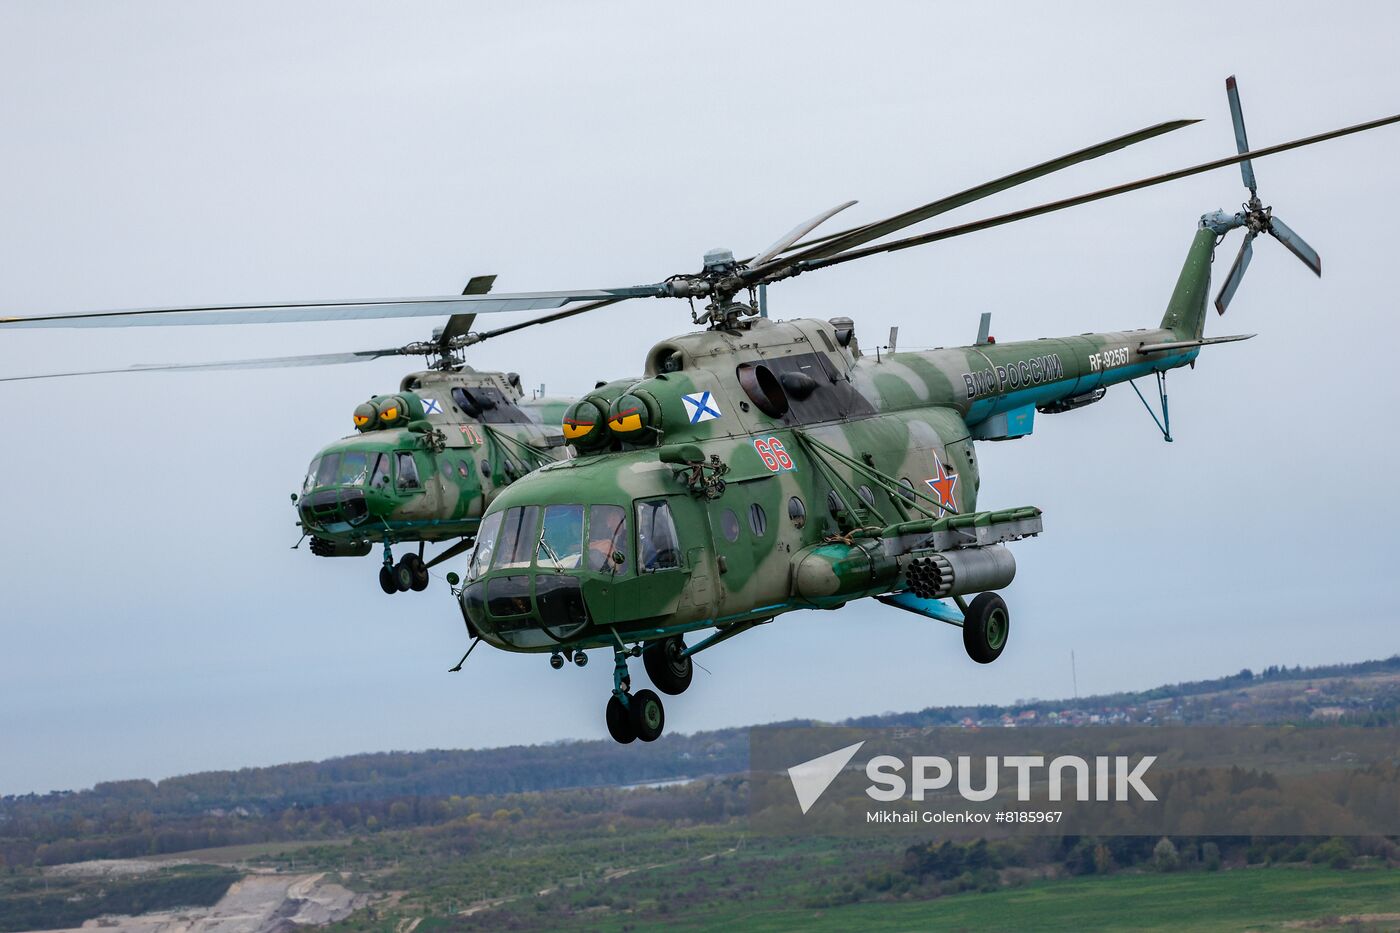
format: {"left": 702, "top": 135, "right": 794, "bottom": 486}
{"left": 2, "top": 273, "right": 592, "bottom": 593}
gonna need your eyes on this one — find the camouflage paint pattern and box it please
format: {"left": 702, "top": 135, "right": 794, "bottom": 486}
{"left": 293, "top": 365, "right": 573, "bottom": 560}
{"left": 461, "top": 222, "right": 1218, "bottom": 654}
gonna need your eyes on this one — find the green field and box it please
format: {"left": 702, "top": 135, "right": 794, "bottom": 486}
{"left": 624, "top": 867, "right": 1400, "bottom": 933}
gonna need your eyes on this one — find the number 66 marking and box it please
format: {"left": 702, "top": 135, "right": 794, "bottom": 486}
{"left": 754, "top": 437, "right": 795, "bottom": 471}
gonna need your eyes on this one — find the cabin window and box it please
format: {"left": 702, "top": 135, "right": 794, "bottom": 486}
{"left": 467, "top": 511, "right": 502, "bottom": 582}
{"left": 898, "top": 478, "right": 916, "bottom": 503}
{"left": 587, "top": 505, "right": 629, "bottom": 573}
{"left": 440, "top": 458, "right": 454, "bottom": 478}
{"left": 538, "top": 504, "right": 585, "bottom": 570}
{"left": 396, "top": 452, "right": 420, "bottom": 490}
{"left": 491, "top": 506, "right": 539, "bottom": 572}
{"left": 369, "top": 453, "right": 391, "bottom": 490}
{"left": 858, "top": 484, "right": 876, "bottom": 509}
{"left": 636, "top": 499, "right": 682, "bottom": 571}
{"left": 720, "top": 509, "right": 741, "bottom": 543}
{"left": 826, "top": 490, "right": 845, "bottom": 516}
{"left": 748, "top": 503, "right": 768, "bottom": 537}
{"left": 788, "top": 496, "right": 806, "bottom": 529}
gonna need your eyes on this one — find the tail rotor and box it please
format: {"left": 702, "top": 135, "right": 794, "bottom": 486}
{"left": 1213, "top": 75, "right": 1323, "bottom": 315}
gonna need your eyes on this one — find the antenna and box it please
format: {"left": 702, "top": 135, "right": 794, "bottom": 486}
{"left": 976, "top": 312, "right": 992, "bottom": 346}
{"left": 1071, "top": 649, "right": 1079, "bottom": 700}
{"left": 887, "top": 326, "right": 899, "bottom": 353}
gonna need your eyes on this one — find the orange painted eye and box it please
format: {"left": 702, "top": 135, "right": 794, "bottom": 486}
{"left": 379, "top": 406, "right": 399, "bottom": 422}
{"left": 354, "top": 414, "right": 371, "bottom": 427}
{"left": 608, "top": 408, "right": 642, "bottom": 434}
{"left": 562, "top": 419, "right": 595, "bottom": 439}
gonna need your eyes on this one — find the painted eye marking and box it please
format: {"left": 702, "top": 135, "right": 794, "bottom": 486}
{"left": 608, "top": 407, "right": 641, "bottom": 431}
{"left": 380, "top": 407, "right": 399, "bottom": 421}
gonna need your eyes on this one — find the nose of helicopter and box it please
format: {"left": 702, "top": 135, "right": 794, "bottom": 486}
{"left": 298, "top": 487, "right": 370, "bottom": 530}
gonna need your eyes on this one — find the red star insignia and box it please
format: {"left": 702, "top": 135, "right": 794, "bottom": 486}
{"left": 925, "top": 456, "right": 959, "bottom": 516}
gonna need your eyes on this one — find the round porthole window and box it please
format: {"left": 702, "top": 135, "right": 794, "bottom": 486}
{"left": 720, "top": 509, "right": 741, "bottom": 543}
{"left": 749, "top": 503, "right": 768, "bottom": 537}
{"left": 788, "top": 496, "right": 806, "bottom": 529}
{"left": 858, "top": 484, "right": 876, "bottom": 508}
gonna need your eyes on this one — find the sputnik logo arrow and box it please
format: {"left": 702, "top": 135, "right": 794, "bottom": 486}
{"left": 787, "top": 741, "right": 865, "bottom": 814}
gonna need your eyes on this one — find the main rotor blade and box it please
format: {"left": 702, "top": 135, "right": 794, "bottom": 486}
{"left": 748, "top": 200, "right": 858, "bottom": 268}
{"left": 0, "top": 286, "right": 664, "bottom": 330}
{"left": 752, "top": 118, "right": 1201, "bottom": 277}
{"left": 1215, "top": 232, "right": 1255, "bottom": 315}
{"left": 474, "top": 296, "right": 626, "bottom": 343}
{"left": 438, "top": 273, "right": 498, "bottom": 350}
{"left": 795, "top": 110, "right": 1400, "bottom": 277}
{"left": 1268, "top": 215, "right": 1322, "bottom": 277}
{"left": 1226, "top": 75, "right": 1258, "bottom": 196}
{"left": 0, "top": 348, "right": 406, "bottom": 382}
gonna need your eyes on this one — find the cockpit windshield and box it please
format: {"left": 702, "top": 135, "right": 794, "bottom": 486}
{"left": 303, "top": 450, "right": 380, "bottom": 492}
{"left": 468, "top": 503, "right": 633, "bottom": 581}
{"left": 537, "top": 504, "right": 585, "bottom": 570}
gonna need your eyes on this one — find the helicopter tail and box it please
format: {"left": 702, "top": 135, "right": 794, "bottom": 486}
{"left": 1158, "top": 226, "right": 1217, "bottom": 342}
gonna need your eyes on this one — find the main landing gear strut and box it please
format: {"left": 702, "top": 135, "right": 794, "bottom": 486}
{"left": 378, "top": 542, "right": 429, "bottom": 595}
{"left": 551, "top": 634, "right": 694, "bottom": 744}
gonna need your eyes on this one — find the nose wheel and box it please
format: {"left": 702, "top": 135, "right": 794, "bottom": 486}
{"left": 605, "top": 644, "right": 666, "bottom": 743}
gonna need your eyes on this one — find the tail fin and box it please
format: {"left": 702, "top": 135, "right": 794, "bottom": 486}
{"left": 1158, "top": 226, "right": 1217, "bottom": 341}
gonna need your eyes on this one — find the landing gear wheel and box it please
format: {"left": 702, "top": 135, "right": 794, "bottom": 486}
{"left": 629, "top": 689, "right": 665, "bottom": 742}
{"left": 643, "top": 636, "right": 693, "bottom": 695}
{"left": 393, "top": 559, "right": 414, "bottom": 592}
{"left": 606, "top": 695, "right": 636, "bottom": 744}
{"left": 963, "top": 592, "right": 1010, "bottom": 664}
{"left": 404, "top": 553, "right": 430, "bottom": 592}
{"left": 378, "top": 565, "right": 398, "bottom": 595}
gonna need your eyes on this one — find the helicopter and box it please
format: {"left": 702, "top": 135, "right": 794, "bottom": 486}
{"left": 4, "top": 78, "right": 1398, "bottom": 743}
{"left": 0, "top": 273, "right": 606, "bottom": 594}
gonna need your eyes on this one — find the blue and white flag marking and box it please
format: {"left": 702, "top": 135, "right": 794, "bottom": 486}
{"left": 682, "top": 391, "right": 722, "bottom": 424}
{"left": 422, "top": 397, "right": 443, "bottom": 415}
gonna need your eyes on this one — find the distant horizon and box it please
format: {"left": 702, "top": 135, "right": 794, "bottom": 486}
{"left": 9, "top": 649, "right": 1390, "bottom": 799}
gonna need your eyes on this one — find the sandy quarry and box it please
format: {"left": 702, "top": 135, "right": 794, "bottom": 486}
{"left": 35, "top": 872, "right": 366, "bottom": 933}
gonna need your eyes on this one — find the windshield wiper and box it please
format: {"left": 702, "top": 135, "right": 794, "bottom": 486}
{"left": 539, "top": 538, "right": 565, "bottom": 573}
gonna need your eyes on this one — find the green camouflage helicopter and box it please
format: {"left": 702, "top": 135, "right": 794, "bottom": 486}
{"left": 4, "top": 78, "right": 1397, "bottom": 743}
{"left": 0, "top": 274, "right": 601, "bottom": 594}
{"left": 445, "top": 77, "right": 1400, "bottom": 743}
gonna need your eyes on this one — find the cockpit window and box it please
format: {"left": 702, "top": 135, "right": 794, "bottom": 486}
{"left": 491, "top": 506, "right": 539, "bottom": 571}
{"left": 396, "top": 452, "right": 420, "bottom": 490}
{"left": 538, "top": 504, "right": 585, "bottom": 570}
{"left": 337, "top": 451, "right": 371, "bottom": 486}
{"left": 587, "top": 505, "right": 628, "bottom": 573}
{"left": 302, "top": 457, "right": 321, "bottom": 494}
{"left": 467, "top": 511, "right": 502, "bottom": 582}
{"left": 370, "top": 453, "right": 391, "bottom": 490}
{"left": 636, "top": 499, "right": 681, "bottom": 571}
{"left": 314, "top": 453, "right": 341, "bottom": 488}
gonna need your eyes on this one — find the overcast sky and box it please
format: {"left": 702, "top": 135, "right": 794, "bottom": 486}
{"left": 2, "top": 1, "right": 1398, "bottom": 796}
